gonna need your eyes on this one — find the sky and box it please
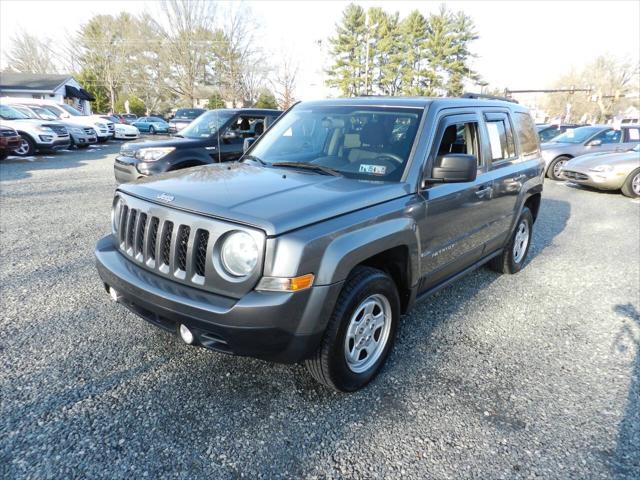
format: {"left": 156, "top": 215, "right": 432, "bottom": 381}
{"left": 1, "top": 0, "right": 639, "bottom": 101}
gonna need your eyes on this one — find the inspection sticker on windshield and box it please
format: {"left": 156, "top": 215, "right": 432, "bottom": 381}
{"left": 359, "top": 164, "right": 387, "bottom": 176}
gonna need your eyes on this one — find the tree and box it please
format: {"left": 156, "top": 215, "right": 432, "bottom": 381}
{"left": 273, "top": 57, "right": 298, "bottom": 109}
{"left": 4, "top": 31, "right": 58, "bottom": 74}
{"left": 207, "top": 91, "right": 225, "bottom": 109}
{"left": 76, "top": 68, "right": 109, "bottom": 113}
{"left": 254, "top": 89, "right": 278, "bottom": 109}
{"left": 115, "top": 95, "right": 146, "bottom": 116}
{"left": 326, "top": 4, "right": 367, "bottom": 96}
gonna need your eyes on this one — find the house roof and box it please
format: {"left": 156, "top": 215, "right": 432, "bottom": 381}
{"left": 0, "top": 73, "right": 73, "bottom": 92}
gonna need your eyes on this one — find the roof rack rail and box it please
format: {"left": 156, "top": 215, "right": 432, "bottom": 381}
{"left": 461, "top": 92, "right": 518, "bottom": 104}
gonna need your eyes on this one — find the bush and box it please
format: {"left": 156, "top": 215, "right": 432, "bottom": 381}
{"left": 254, "top": 90, "right": 278, "bottom": 109}
{"left": 115, "top": 95, "right": 146, "bottom": 116}
{"left": 207, "top": 92, "right": 225, "bottom": 109}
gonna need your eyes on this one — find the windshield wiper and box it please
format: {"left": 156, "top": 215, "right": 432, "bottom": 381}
{"left": 242, "top": 154, "right": 267, "bottom": 166}
{"left": 271, "top": 161, "right": 342, "bottom": 177}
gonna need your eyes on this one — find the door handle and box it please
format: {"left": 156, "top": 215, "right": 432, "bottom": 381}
{"left": 475, "top": 185, "right": 493, "bottom": 198}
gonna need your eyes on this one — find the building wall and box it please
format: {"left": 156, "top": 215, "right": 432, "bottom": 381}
{"left": 0, "top": 79, "right": 92, "bottom": 114}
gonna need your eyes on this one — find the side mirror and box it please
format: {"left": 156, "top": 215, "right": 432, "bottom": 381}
{"left": 222, "top": 130, "right": 237, "bottom": 141}
{"left": 243, "top": 137, "right": 256, "bottom": 152}
{"left": 426, "top": 154, "right": 477, "bottom": 184}
{"left": 587, "top": 139, "right": 602, "bottom": 146}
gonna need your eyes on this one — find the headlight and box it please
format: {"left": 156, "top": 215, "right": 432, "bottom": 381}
{"left": 589, "top": 164, "right": 614, "bottom": 173}
{"left": 220, "top": 231, "right": 258, "bottom": 277}
{"left": 111, "top": 196, "right": 123, "bottom": 234}
{"left": 134, "top": 147, "right": 175, "bottom": 161}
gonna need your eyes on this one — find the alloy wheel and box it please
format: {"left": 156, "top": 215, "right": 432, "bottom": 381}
{"left": 513, "top": 220, "right": 530, "bottom": 264}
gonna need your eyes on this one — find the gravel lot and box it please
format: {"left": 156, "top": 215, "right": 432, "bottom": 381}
{"left": 1, "top": 144, "right": 639, "bottom": 479}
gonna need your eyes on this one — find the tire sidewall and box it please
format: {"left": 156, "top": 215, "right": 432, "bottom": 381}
{"left": 149, "top": 126, "right": 155, "bottom": 134}
{"left": 327, "top": 271, "right": 400, "bottom": 391}
{"left": 505, "top": 207, "right": 534, "bottom": 273}
{"left": 622, "top": 167, "right": 640, "bottom": 198}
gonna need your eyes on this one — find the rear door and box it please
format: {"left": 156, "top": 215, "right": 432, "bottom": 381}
{"left": 418, "top": 111, "right": 496, "bottom": 290}
{"left": 620, "top": 126, "right": 640, "bottom": 151}
{"left": 585, "top": 128, "right": 623, "bottom": 153}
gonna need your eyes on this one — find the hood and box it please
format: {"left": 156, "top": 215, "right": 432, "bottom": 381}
{"left": 64, "top": 116, "right": 108, "bottom": 128}
{"left": 566, "top": 149, "right": 640, "bottom": 169}
{"left": 170, "top": 118, "right": 193, "bottom": 124}
{"left": 0, "top": 118, "right": 51, "bottom": 127}
{"left": 118, "top": 162, "right": 410, "bottom": 236}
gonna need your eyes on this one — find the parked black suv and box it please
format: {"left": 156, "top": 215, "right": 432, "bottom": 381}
{"left": 114, "top": 108, "right": 282, "bottom": 183}
{"left": 168, "top": 108, "right": 207, "bottom": 133}
{"left": 97, "top": 97, "right": 544, "bottom": 391}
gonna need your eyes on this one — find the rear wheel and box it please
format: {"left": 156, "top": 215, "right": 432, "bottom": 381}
{"left": 0, "top": 151, "right": 8, "bottom": 161}
{"left": 547, "top": 156, "right": 571, "bottom": 180}
{"left": 489, "top": 207, "right": 534, "bottom": 274}
{"left": 621, "top": 168, "right": 640, "bottom": 198}
{"left": 149, "top": 126, "right": 156, "bottom": 135}
{"left": 305, "top": 266, "right": 400, "bottom": 392}
{"left": 14, "top": 135, "right": 35, "bottom": 157}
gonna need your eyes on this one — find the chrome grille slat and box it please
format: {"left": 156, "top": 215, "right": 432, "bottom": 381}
{"left": 148, "top": 217, "right": 159, "bottom": 261}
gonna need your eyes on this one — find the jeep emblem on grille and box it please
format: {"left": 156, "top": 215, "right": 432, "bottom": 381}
{"left": 157, "top": 193, "right": 174, "bottom": 203}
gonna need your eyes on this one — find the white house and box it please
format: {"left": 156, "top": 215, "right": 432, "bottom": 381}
{"left": 0, "top": 73, "right": 95, "bottom": 114}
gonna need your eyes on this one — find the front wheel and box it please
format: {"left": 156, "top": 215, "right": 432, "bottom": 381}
{"left": 0, "top": 150, "right": 8, "bottom": 160}
{"left": 621, "top": 168, "right": 640, "bottom": 198}
{"left": 489, "top": 207, "right": 534, "bottom": 274}
{"left": 149, "top": 126, "right": 156, "bottom": 135}
{"left": 305, "top": 266, "right": 400, "bottom": 392}
{"left": 547, "top": 156, "right": 571, "bottom": 180}
{"left": 14, "top": 135, "right": 36, "bottom": 157}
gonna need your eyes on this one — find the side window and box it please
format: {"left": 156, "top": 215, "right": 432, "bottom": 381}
{"left": 485, "top": 115, "right": 516, "bottom": 162}
{"left": 591, "top": 129, "right": 622, "bottom": 144}
{"left": 623, "top": 127, "right": 640, "bottom": 143}
{"left": 435, "top": 121, "right": 480, "bottom": 166}
{"left": 513, "top": 112, "right": 540, "bottom": 159}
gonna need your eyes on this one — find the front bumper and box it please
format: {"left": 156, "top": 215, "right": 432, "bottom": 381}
{"left": 114, "top": 154, "right": 173, "bottom": 183}
{"left": 95, "top": 235, "right": 341, "bottom": 363}
{"left": 0, "top": 136, "right": 21, "bottom": 150}
{"left": 114, "top": 131, "right": 140, "bottom": 140}
{"left": 37, "top": 138, "right": 71, "bottom": 151}
{"left": 562, "top": 168, "right": 625, "bottom": 190}
{"left": 70, "top": 132, "right": 97, "bottom": 145}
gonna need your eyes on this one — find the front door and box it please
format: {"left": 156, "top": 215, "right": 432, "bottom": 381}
{"left": 418, "top": 112, "right": 495, "bottom": 291}
{"left": 217, "top": 115, "right": 267, "bottom": 162}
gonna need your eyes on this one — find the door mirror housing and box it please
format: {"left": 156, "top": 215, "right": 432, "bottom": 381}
{"left": 243, "top": 137, "right": 256, "bottom": 152}
{"left": 425, "top": 154, "right": 477, "bottom": 185}
{"left": 587, "top": 139, "right": 602, "bottom": 146}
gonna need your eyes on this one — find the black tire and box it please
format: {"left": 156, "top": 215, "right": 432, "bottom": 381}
{"left": 14, "top": 134, "right": 36, "bottom": 157}
{"left": 77, "top": 144, "right": 90, "bottom": 149}
{"left": 304, "top": 266, "right": 400, "bottom": 392}
{"left": 0, "top": 150, "right": 8, "bottom": 161}
{"left": 547, "top": 156, "right": 571, "bottom": 180}
{"left": 489, "top": 207, "right": 534, "bottom": 274}
{"left": 621, "top": 167, "right": 640, "bottom": 198}
{"left": 149, "top": 126, "right": 156, "bottom": 135}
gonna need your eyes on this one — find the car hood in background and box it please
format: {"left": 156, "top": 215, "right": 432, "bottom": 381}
{"left": 118, "top": 162, "right": 411, "bottom": 235}
{"left": 120, "top": 136, "right": 203, "bottom": 151}
{"left": 565, "top": 149, "right": 640, "bottom": 169}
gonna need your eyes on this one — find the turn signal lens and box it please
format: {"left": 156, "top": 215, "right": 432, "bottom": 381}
{"left": 256, "top": 274, "right": 315, "bottom": 292}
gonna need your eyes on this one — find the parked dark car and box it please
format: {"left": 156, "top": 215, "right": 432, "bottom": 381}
{"left": 114, "top": 108, "right": 282, "bottom": 183}
{"left": 169, "top": 108, "right": 207, "bottom": 133}
{"left": 0, "top": 125, "right": 21, "bottom": 160}
{"left": 536, "top": 123, "right": 583, "bottom": 143}
{"left": 119, "top": 113, "right": 138, "bottom": 124}
{"left": 97, "top": 97, "right": 544, "bottom": 391}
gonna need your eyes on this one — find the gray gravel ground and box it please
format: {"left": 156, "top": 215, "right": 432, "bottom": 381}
{"left": 1, "top": 144, "right": 639, "bottom": 479}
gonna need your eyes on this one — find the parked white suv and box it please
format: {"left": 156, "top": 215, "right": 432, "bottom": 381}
{"left": 2, "top": 97, "right": 114, "bottom": 142}
{"left": 0, "top": 104, "right": 71, "bottom": 156}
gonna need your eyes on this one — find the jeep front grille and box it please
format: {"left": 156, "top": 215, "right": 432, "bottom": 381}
{"left": 112, "top": 194, "right": 264, "bottom": 297}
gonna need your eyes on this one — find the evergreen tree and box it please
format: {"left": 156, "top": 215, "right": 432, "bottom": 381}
{"left": 326, "top": 4, "right": 367, "bottom": 96}
{"left": 254, "top": 89, "right": 278, "bottom": 109}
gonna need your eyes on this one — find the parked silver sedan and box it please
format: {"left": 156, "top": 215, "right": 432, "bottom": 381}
{"left": 561, "top": 144, "right": 640, "bottom": 198}
{"left": 541, "top": 125, "right": 640, "bottom": 180}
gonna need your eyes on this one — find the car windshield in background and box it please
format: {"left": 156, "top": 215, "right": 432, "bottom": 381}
{"left": 550, "top": 126, "right": 604, "bottom": 144}
{"left": 59, "top": 104, "right": 84, "bottom": 116}
{"left": 30, "top": 106, "right": 58, "bottom": 120}
{"left": 11, "top": 106, "right": 39, "bottom": 119}
{"left": 180, "top": 110, "right": 234, "bottom": 139}
{"left": 0, "top": 104, "right": 30, "bottom": 120}
{"left": 248, "top": 106, "right": 423, "bottom": 181}
{"left": 175, "top": 108, "right": 205, "bottom": 120}
{"left": 148, "top": 117, "right": 165, "bottom": 123}
{"left": 39, "top": 106, "right": 63, "bottom": 119}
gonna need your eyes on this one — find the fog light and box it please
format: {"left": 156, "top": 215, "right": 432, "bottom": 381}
{"left": 109, "top": 287, "right": 119, "bottom": 302}
{"left": 179, "top": 324, "right": 194, "bottom": 344}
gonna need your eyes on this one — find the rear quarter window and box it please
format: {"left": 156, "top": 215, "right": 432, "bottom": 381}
{"left": 513, "top": 112, "right": 540, "bottom": 159}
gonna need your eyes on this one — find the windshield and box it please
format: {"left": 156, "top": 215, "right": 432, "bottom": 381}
{"left": 551, "top": 126, "right": 604, "bottom": 144}
{"left": 175, "top": 108, "right": 205, "bottom": 120}
{"left": 180, "top": 110, "right": 234, "bottom": 138}
{"left": 59, "top": 104, "right": 83, "bottom": 116}
{"left": 248, "top": 105, "right": 423, "bottom": 181}
{"left": 30, "top": 106, "right": 57, "bottom": 120}
{"left": 38, "top": 106, "right": 62, "bottom": 119}
{"left": 11, "top": 105, "right": 38, "bottom": 119}
{"left": 148, "top": 117, "right": 165, "bottom": 123}
{"left": 0, "top": 104, "right": 30, "bottom": 120}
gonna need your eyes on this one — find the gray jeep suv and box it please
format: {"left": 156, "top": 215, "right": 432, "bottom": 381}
{"left": 96, "top": 97, "right": 544, "bottom": 391}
